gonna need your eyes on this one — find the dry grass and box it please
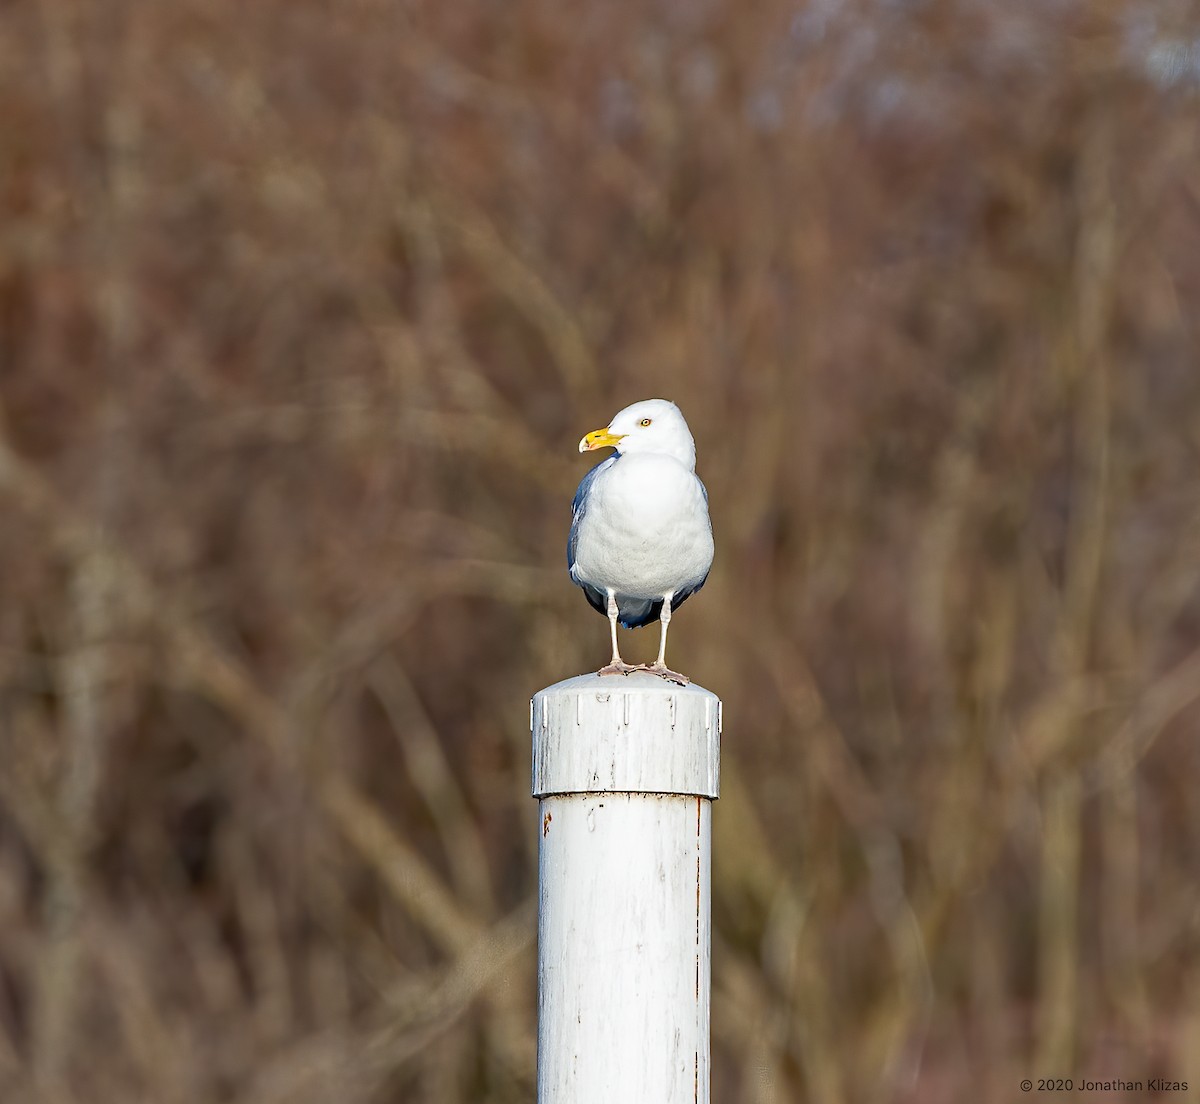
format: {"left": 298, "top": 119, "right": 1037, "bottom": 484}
{"left": 1, "top": 0, "right": 1199, "bottom": 1100}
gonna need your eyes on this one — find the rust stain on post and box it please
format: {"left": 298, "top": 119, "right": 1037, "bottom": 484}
{"left": 695, "top": 796, "right": 702, "bottom": 1000}
{"left": 695, "top": 858, "right": 701, "bottom": 1001}
{"left": 543, "top": 811, "right": 553, "bottom": 837}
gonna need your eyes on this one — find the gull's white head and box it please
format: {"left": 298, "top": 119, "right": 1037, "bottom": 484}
{"left": 578, "top": 398, "right": 697, "bottom": 471}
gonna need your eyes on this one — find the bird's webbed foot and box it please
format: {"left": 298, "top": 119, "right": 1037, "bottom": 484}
{"left": 597, "top": 660, "right": 648, "bottom": 677}
{"left": 643, "top": 662, "right": 690, "bottom": 686}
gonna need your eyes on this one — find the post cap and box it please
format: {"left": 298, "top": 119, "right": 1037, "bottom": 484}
{"left": 531, "top": 672, "right": 721, "bottom": 799}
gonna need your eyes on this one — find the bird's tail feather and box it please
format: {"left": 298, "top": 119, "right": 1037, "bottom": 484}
{"left": 617, "top": 597, "right": 664, "bottom": 629}
{"left": 577, "top": 583, "right": 706, "bottom": 629}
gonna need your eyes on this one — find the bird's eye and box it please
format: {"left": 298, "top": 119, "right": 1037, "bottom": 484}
{"left": 639, "top": 418, "right": 652, "bottom": 427}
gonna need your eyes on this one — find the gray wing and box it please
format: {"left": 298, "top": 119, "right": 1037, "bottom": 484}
{"left": 567, "top": 456, "right": 616, "bottom": 573}
{"left": 567, "top": 456, "right": 617, "bottom": 617}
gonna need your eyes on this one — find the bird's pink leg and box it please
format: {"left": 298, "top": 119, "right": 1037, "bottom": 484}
{"left": 598, "top": 591, "right": 646, "bottom": 677}
{"left": 643, "top": 593, "right": 689, "bottom": 685}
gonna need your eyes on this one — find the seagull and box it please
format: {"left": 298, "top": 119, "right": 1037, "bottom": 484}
{"left": 568, "top": 398, "right": 714, "bottom": 686}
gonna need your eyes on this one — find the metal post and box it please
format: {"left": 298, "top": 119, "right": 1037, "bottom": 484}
{"left": 531, "top": 671, "right": 721, "bottom": 1104}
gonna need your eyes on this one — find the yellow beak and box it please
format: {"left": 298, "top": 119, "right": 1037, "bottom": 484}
{"left": 578, "top": 427, "right": 625, "bottom": 453}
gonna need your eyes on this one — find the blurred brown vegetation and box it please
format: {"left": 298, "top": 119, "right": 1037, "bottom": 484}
{"left": 1, "top": 0, "right": 1199, "bottom": 1101}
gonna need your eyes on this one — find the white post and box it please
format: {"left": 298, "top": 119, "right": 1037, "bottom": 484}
{"left": 531, "top": 671, "right": 721, "bottom": 1104}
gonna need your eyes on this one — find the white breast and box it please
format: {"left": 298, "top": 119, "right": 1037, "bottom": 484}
{"left": 571, "top": 454, "right": 713, "bottom": 600}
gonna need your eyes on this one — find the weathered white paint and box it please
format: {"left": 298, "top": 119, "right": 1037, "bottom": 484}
{"left": 531, "top": 672, "right": 721, "bottom": 1104}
